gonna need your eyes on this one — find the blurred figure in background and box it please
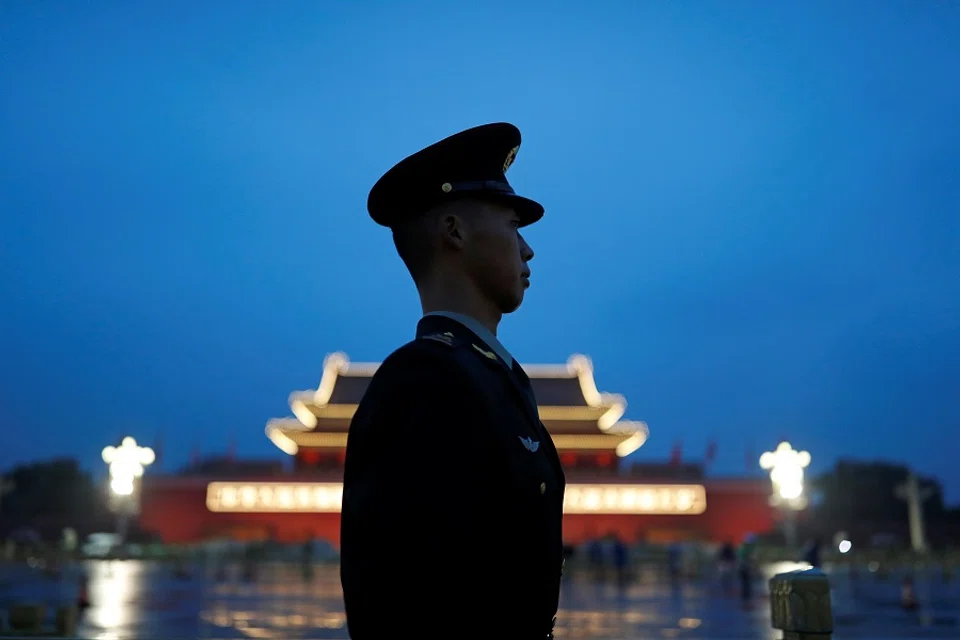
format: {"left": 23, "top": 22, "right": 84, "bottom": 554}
{"left": 611, "top": 534, "right": 629, "bottom": 586}
{"left": 588, "top": 537, "right": 605, "bottom": 581}
{"left": 716, "top": 541, "right": 736, "bottom": 595}
{"left": 737, "top": 533, "right": 757, "bottom": 606}
{"left": 666, "top": 542, "right": 683, "bottom": 584}
{"left": 802, "top": 536, "right": 822, "bottom": 568}
{"left": 300, "top": 535, "right": 315, "bottom": 583}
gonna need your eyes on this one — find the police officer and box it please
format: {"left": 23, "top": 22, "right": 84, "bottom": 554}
{"left": 340, "top": 123, "right": 566, "bottom": 639}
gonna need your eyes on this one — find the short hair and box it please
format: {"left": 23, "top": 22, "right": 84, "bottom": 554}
{"left": 391, "top": 211, "right": 435, "bottom": 284}
{"left": 391, "top": 198, "right": 482, "bottom": 284}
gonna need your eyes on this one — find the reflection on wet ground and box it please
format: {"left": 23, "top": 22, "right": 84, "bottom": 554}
{"left": 74, "top": 561, "right": 776, "bottom": 640}
{"left": 1, "top": 560, "right": 957, "bottom": 639}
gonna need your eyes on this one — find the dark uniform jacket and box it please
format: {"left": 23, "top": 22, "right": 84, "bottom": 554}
{"left": 340, "top": 314, "right": 566, "bottom": 639}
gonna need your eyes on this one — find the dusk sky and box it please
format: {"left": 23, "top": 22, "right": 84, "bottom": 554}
{"left": 2, "top": 2, "right": 958, "bottom": 499}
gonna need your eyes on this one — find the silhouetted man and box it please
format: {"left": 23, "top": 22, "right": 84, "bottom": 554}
{"left": 340, "top": 123, "right": 566, "bottom": 639}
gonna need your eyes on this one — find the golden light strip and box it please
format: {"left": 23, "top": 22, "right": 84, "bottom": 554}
{"left": 292, "top": 403, "right": 611, "bottom": 422}
{"left": 274, "top": 431, "right": 646, "bottom": 456}
{"left": 206, "top": 482, "right": 706, "bottom": 515}
{"left": 206, "top": 482, "right": 344, "bottom": 513}
{"left": 563, "top": 484, "right": 706, "bottom": 515}
{"left": 551, "top": 434, "right": 634, "bottom": 450}
{"left": 284, "top": 432, "right": 350, "bottom": 448}
{"left": 538, "top": 406, "right": 609, "bottom": 421}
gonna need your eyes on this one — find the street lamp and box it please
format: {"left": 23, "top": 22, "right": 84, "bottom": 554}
{"left": 102, "top": 437, "right": 154, "bottom": 545}
{"left": 895, "top": 471, "right": 932, "bottom": 554}
{"left": 760, "top": 441, "right": 811, "bottom": 548}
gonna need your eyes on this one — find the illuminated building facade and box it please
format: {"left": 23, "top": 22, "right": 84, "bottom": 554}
{"left": 139, "top": 353, "right": 775, "bottom": 545}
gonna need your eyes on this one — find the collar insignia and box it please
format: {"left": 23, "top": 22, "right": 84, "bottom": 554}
{"left": 471, "top": 343, "right": 499, "bottom": 361}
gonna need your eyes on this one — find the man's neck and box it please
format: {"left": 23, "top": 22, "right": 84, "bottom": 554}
{"left": 419, "top": 285, "right": 502, "bottom": 336}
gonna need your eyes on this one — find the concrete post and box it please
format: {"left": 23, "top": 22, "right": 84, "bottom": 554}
{"left": 770, "top": 567, "right": 833, "bottom": 639}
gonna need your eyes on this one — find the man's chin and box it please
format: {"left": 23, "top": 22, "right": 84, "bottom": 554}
{"left": 499, "top": 292, "right": 525, "bottom": 314}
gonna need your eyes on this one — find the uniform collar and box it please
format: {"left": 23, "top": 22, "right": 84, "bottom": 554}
{"left": 420, "top": 311, "right": 513, "bottom": 367}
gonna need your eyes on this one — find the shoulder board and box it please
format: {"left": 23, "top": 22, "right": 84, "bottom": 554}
{"left": 419, "top": 331, "right": 456, "bottom": 347}
{"left": 470, "top": 343, "right": 499, "bottom": 361}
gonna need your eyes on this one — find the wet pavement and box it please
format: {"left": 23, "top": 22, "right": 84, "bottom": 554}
{"left": 0, "top": 560, "right": 957, "bottom": 639}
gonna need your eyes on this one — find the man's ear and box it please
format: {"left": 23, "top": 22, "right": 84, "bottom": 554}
{"left": 439, "top": 211, "right": 466, "bottom": 250}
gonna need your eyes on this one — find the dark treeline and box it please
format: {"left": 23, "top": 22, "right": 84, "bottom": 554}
{"left": 0, "top": 458, "right": 112, "bottom": 541}
{"left": 806, "top": 459, "right": 960, "bottom": 548}
{"left": 2, "top": 456, "right": 959, "bottom": 548}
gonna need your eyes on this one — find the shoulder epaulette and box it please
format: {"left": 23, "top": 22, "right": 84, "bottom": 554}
{"left": 419, "top": 331, "right": 457, "bottom": 347}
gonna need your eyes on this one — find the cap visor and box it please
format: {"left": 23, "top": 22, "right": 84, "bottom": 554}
{"left": 499, "top": 194, "right": 544, "bottom": 227}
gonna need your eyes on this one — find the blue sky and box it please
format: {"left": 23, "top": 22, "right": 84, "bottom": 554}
{"left": 2, "top": 2, "right": 958, "bottom": 499}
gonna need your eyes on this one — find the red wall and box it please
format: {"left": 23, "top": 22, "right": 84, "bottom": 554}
{"left": 139, "top": 477, "right": 774, "bottom": 546}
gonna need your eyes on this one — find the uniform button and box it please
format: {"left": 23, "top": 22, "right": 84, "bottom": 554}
{"left": 540, "top": 482, "right": 546, "bottom": 494}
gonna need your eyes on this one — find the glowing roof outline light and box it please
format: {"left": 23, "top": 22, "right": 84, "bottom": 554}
{"left": 206, "top": 482, "right": 706, "bottom": 515}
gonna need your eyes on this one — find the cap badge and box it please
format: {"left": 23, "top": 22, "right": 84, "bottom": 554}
{"left": 503, "top": 145, "right": 519, "bottom": 173}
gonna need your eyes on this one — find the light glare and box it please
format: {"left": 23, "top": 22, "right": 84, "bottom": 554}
{"left": 760, "top": 441, "right": 810, "bottom": 505}
{"left": 103, "top": 437, "right": 154, "bottom": 495}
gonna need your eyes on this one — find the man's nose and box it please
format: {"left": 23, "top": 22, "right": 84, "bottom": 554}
{"left": 519, "top": 234, "right": 534, "bottom": 262}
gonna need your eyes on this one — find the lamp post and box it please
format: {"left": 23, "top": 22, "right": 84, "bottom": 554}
{"left": 760, "top": 441, "right": 811, "bottom": 549}
{"left": 894, "top": 471, "right": 931, "bottom": 554}
{"left": 102, "top": 437, "right": 155, "bottom": 545}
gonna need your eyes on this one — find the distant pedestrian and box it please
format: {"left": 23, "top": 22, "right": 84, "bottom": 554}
{"left": 717, "top": 541, "right": 736, "bottom": 594}
{"left": 588, "top": 538, "right": 605, "bottom": 581}
{"left": 667, "top": 542, "right": 683, "bottom": 583}
{"left": 737, "top": 533, "right": 757, "bottom": 605}
{"left": 612, "top": 536, "right": 629, "bottom": 584}
{"left": 802, "top": 536, "right": 822, "bottom": 568}
{"left": 300, "top": 536, "right": 314, "bottom": 582}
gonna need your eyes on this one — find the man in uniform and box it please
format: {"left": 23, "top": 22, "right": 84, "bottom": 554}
{"left": 340, "top": 123, "right": 566, "bottom": 639}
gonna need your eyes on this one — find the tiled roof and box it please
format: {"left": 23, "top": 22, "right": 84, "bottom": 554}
{"left": 530, "top": 377, "right": 590, "bottom": 406}
{"left": 327, "top": 376, "right": 370, "bottom": 405}
{"left": 267, "top": 352, "right": 649, "bottom": 457}
{"left": 322, "top": 366, "right": 589, "bottom": 407}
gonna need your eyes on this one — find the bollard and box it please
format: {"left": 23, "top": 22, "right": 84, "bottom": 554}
{"left": 769, "top": 568, "right": 833, "bottom": 639}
